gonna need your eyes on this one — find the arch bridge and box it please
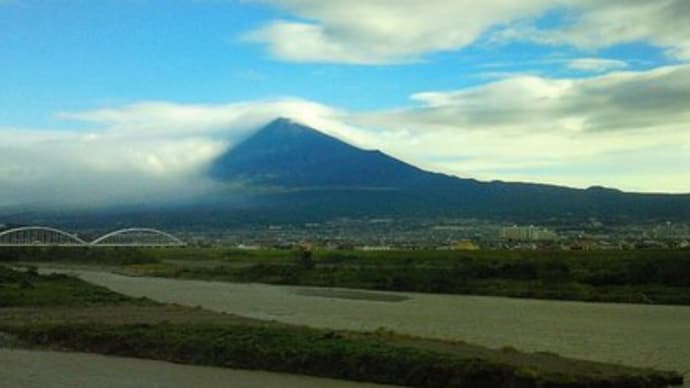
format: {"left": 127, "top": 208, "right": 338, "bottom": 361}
{"left": 0, "top": 226, "right": 87, "bottom": 247}
{"left": 90, "top": 228, "right": 186, "bottom": 247}
{"left": 0, "top": 226, "right": 185, "bottom": 247}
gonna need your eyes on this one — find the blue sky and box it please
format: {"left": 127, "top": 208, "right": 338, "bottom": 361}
{"left": 0, "top": 0, "right": 674, "bottom": 126}
{"left": 2, "top": 0, "right": 690, "bottom": 205}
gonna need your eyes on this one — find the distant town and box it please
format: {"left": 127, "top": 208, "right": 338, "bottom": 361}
{"left": 5, "top": 218, "right": 679, "bottom": 251}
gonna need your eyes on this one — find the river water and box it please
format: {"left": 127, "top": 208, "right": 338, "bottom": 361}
{"left": 41, "top": 269, "right": 690, "bottom": 386}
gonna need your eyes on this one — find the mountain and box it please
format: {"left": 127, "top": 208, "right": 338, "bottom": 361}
{"left": 208, "top": 118, "right": 690, "bottom": 222}
{"left": 211, "top": 117, "right": 449, "bottom": 188}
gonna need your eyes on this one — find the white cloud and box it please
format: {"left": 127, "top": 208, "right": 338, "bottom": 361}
{"left": 567, "top": 58, "right": 628, "bottom": 73}
{"left": 58, "top": 99, "right": 338, "bottom": 136}
{"left": 572, "top": 1, "right": 690, "bottom": 60}
{"left": 353, "top": 65, "right": 690, "bottom": 192}
{"left": 246, "top": 0, "right": 690, "bottom": 64}
{"left": 364, "top": 65, "right": 690, "bottom": 133}
{"left": 245, "top": 0, "right": 554, "bottom": 64}
{"left": 2, "top": 66, "right": 690, "bottom": 208}
{"left": 0, "top": 98, "right": 363, "bottom": 207}
{"left": 0, "top": 128, "right": 225, "bottom": 208}
{"left": 503, "top": 0, "right": 690, "bottom": 61}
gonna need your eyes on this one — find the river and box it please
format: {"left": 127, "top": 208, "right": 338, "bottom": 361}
{"left": 42, "top": 269, "right": 690, "bottom": 386}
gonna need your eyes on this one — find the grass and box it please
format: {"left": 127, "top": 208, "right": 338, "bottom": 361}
{"left": 120, "top": 249, "right": 690, "bottom": 305}
{"left": 3, "top": 246, "right": 690, "bottom": 304}
{"left": 2, "top": 321, "right": 683, "bottom": 388}
{"left": 0, "top": 246, "right": 158, "bottom": 266}
{"left": 4, "top": 323, "right": 514, "bottom": 387}
{"left": 0, "top": 265, "right": 151, "bottom": 307}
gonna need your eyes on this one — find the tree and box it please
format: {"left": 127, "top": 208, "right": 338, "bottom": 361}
{"left": 295, "top": 241, "right": 314, "bottom": 269}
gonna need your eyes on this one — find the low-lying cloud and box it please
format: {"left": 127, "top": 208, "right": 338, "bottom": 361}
{"left": 0, "top": 99, "right": 358, "bottom": 208}
{"left": 2, "top": 65, "right": 690, "bottom": 208}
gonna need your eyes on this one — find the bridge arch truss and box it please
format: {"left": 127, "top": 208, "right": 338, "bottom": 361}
{"left": 90, "top": 228, "right": 186, "bottom": 247}
{"left": 0, "top": 226, "right": 185, "bottom": 247}
{"left": 0, "top": 226, "right": 88, "bottom": 247}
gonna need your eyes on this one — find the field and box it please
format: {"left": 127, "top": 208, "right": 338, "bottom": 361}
{"left": 0, "top": 265, "right": 683, "bottom": 388}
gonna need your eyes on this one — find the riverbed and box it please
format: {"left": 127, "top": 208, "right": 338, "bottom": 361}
{"left": 45, "top": 268, "right": 690, "bottom": 386}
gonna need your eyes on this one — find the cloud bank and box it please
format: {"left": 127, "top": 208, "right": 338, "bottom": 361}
{"left": 0, "top": 99, "right": 356, "bottom": 208}
{"left": 2, "top": 65, "right": 690, "bottom": 208}
{"left": 246, "top": 0, "right": 690, "bottom": 64}
{"left": 356, "top": 65, "right": 690, "bottom": 192}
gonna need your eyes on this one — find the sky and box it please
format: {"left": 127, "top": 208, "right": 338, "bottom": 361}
{"left": 1, "top": 0, "right": 690, "bottom": 207}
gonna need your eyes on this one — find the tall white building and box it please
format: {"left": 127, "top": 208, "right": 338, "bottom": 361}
{"left": 499, "top": 225, "right": 558, "bottom": 241}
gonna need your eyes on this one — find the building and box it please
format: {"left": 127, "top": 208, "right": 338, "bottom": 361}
{"left": 653, "top": 222, "right": 689, "bottom": 240}
{"left": 498, "top": 225, "right": 558, "bottom": 242}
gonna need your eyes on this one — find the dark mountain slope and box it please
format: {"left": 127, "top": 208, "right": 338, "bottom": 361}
{"left": 209, "top": 118, "right": 690, "bottom": 221}
{"left": 210, "top": 117, "right": 461, "bottom": 188}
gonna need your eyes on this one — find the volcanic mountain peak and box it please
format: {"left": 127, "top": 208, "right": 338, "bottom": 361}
{"left": 236, "top": 117, "right": 364, "bottom": 156}
{"left": 210, "top": 118, "right": 433, "bottom": 188}
{"left": 251, "top": 117, "right": 325, "bottom": 140}
{"left": 207, "top": 118, "right": 690, "bottom": 220}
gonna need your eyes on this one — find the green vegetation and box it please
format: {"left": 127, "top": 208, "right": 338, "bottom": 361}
{"left": 133, "top": 248, "right": 690, "bottom": 305}
{"left": 0, "top": 246, "right": 158, "bottom": 265}
{"left": 3, "top": 323, "right": 517, "bottom": 387}
{"left": 0, "top": 265, "right": 149, "bottom": 307}
{"left": 3, "top": 321, "right": 683, "bottom": 388}
{"left": 3, "top": 247, "right": 690, "bottom": 304}
{"left": 0, "top": 266, "right": 683, "bottom": 387}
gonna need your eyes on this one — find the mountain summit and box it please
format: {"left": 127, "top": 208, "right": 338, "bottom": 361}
{"left": 209, "top": 118, "right": 690, "bottom": 221}
{"left": 210, "top": 118, "right": 444, "bottom": 188}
